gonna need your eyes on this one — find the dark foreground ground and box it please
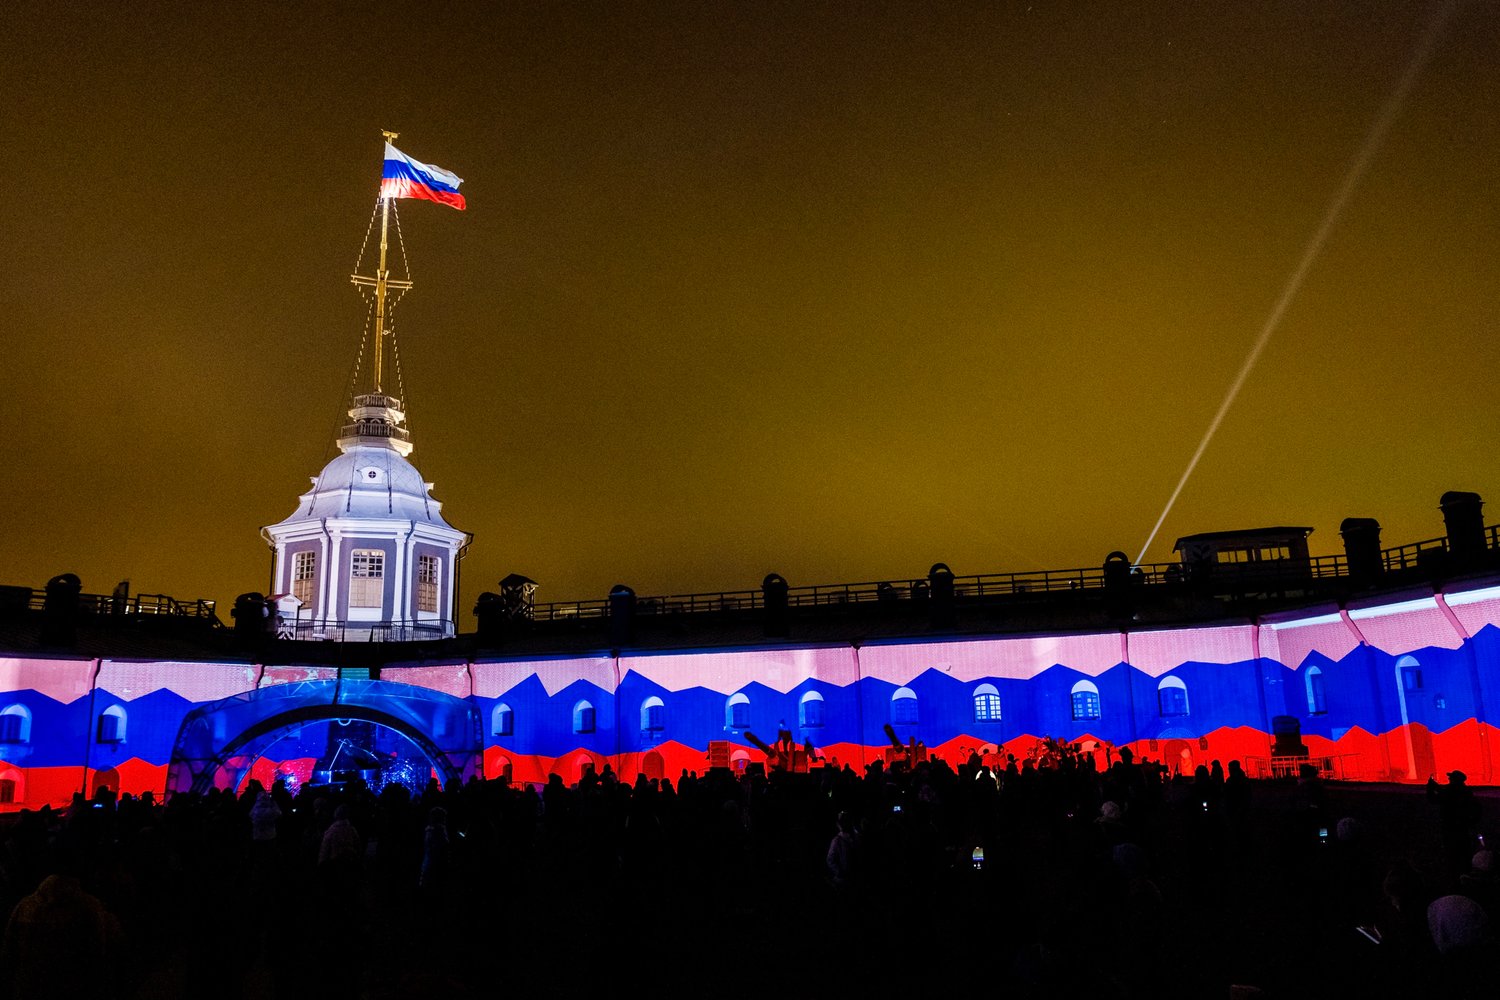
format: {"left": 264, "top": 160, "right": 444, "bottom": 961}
{"left": 1, "top": 764, "right": 1495, "bottom": 1000}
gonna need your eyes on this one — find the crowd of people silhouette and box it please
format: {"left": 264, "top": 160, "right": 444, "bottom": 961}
{"left": 0, "top": 752, "right": 1493, "bottom": 999}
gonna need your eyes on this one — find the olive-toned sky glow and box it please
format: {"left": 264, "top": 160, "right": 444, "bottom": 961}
{"left": 3, "top": 3, "right": 1497, "bottom": 618}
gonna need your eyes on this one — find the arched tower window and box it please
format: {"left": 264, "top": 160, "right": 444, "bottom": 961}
{"left": 0, "top": 705, "right": 31, "bottom": 744}
{"left": 1306, "top": 666, "right": 1327, "bottom": 715}
{"left": 492, "top": 703, "right": 513, "bottom": 737}
{"left": 799, "top": 690, "right": 825, "bottom": 729}
{"left": 97, "top": 705, "right": 127, "bottom": 744}
{"left": 641, "top": 696, "right": 665, "bottom": 733}
{"left": 973, "top": 683, "right": 1001, "bottom": 722}
{"left": 891, "top": 687, "right": 919, "bottom": 726}
{"left": 1158, "top": 676, "right": 1190, "bottom": 718}
{"left": 573, "top": 700, "right": 596, "bottom": 735}
{"left": 1071, "top": 680, "right": 1102, "bottom": 721}
{"left": 0, "top": 767, "right": 20, "bottom": 805}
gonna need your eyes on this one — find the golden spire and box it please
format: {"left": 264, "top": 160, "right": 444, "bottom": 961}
{"left": 351, "top": 129, "right": 413, "bottom": 397}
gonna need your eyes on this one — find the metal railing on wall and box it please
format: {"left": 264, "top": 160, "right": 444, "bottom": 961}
{"left": 12, "top": 590, "right": 220, "bottom": 622}
{"left": 526, "top": 522, "right": 1500, "bottom": 622}
{"left": 277, "top": 619, "right": 455, "bottom": 642}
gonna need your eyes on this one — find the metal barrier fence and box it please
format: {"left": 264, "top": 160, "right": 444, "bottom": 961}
{"left": 1245, "top": 753, "right": 1364, "bottom": 780}
{"left": 278, "top": 619, "right": 455, "bottom": 642}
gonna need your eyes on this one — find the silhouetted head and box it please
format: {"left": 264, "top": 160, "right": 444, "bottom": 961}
{"left": 1428, "top": 894, "right": 1491, "bottom": 955}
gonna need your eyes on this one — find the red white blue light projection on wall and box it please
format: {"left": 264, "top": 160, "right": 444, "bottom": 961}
{"left": 3, "top": 582, "right": 1500, "bottom": 808}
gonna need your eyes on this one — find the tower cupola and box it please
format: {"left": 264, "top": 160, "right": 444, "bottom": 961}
{"left": 339, "top": 393, "right": 414, "bottom": 457}
{"left": 259, "top": 132, "right": 470, "bottom": 641}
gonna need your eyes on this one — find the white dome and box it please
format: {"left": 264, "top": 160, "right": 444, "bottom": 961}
{"left": 269, "top": 443, "right": 456, "bottom": 529}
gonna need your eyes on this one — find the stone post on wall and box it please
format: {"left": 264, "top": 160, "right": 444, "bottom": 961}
{"left": 762, "top": 573, "right": 789, "bottom": 638}
{"left": 929, "top": 563, "right": 956, "bottom": 630}
{"left": 609, "top": 584, "right": 636, "bottom": 648}
{"left": 1340, "top": 518, "right": 1383, "bottom": 587}
{"left": 231, "top": 592, "right": 269, "bottom": 646}
{"left": 474, "top": 591, "right": 504, "bottom": 645}
{"left": 1440, "top": 491, "right": 1486, "bottom": 568}
{"left": 41, "top": 573, "right": 81, "bottom": 647}
{"left": 1103, "top": 551, "right": 1133, "bottom": 617}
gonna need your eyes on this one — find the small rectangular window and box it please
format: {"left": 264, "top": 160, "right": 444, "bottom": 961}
{"left": 292, "top": 551, "right": 316, "bottom": 606}
{"left": 350, "top": 550, "right": 384, "bottom": 608}
{"left": 417, "top": 554, "right": 440, "bottom": 613}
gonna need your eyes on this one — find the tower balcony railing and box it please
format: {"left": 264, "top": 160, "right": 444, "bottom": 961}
{"left": 339, "top": 420, "right": 411, "bottom": 442}
{"left": 277, "top": 618, "right": 454, "bottom": 642}
{"left": 351, "top": 393, "right": 403, "bottom": 409}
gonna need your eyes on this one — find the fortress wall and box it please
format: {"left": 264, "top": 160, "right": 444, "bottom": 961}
{"left": 1, "top": 584, "right": 1498, "bottom": 808}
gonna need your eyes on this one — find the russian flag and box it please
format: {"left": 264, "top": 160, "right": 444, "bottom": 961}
{"left": 380, "top": 143, "right": 466, "bottom": 210}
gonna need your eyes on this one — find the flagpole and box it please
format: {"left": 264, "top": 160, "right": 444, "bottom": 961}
{"left": 372, "top": 129, "right": 399, "bottom": 396}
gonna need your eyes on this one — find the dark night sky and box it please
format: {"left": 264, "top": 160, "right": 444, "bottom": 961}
{"left": 3, "top": 3, "right": 1496, "bottom": 620}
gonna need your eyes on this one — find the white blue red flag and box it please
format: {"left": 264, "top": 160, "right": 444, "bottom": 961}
{"left": 380, "top": 143, "right": 466, "bottom": 210}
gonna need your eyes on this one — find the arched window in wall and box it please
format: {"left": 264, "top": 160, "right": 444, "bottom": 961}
{"left": 573, "top": 700, "right": 596, "bottom": 735}
{"left": 1398, "top": 656, "right": 1423, "bottom": 692}
{"left": 0, "top": 705, "right": 31, "bottom": 744}
{"left": 97, "top": 705, "right": 127, "bottom": 744}
{"left": 0, "top": 767, "right": 19, "bottom": 805}
{"left": 492, "top": 703, "right": 513, "bottom": 737}
{"left": 1158, "top": 676, "right": 1190, "bottom": 718}
{"left": 1071, "top": 680, "right": 1102, "bottom": 721}
{"left": 891, "top": 687, "right": 919, "bottom": 726}
{"left": 973, "top": 684, "right": 1002, "bottom": 722}
{"left": 799, "top": 691, "right": 825, "bottom": 729}
{"left": 641, "top": 696, "right": 665, "bottom": 733}
{"left": 1306, "top": 666, "right": 1327, "bottom": 715}
{"left": 726, "top": 692, "right": 750, "bottom": 730}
